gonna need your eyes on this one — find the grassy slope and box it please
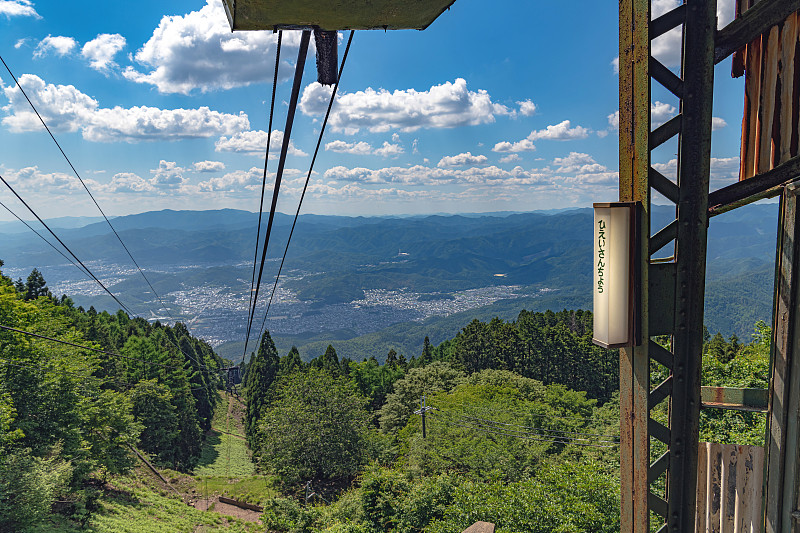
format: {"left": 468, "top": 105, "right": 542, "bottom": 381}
{"left": 193, "top": 392, "right": 276, "bottom": 506}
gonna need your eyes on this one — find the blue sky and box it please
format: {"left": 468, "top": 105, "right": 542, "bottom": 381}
{"left": 0, "top": 0, "right": 745, "bottom": 220}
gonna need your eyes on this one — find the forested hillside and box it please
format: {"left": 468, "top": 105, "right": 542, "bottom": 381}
{"left": 0, "top": 262, "right": 222, "bottom": 530}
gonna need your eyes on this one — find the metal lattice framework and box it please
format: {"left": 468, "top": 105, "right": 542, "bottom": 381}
{"left": 619, "top": 0, "right": 800, "bottom": 531}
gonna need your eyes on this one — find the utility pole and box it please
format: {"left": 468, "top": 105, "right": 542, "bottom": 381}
{"left": 414, "top": 395, "right": 434, "bottom": 438}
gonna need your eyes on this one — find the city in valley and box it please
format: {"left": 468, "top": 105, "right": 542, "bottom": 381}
{"left": 4, "top": 260, "right": 539, "bottom": 349}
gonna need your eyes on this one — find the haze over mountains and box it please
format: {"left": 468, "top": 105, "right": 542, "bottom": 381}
{"left": 0, "top": 203, "right": 777, "bottom": 361}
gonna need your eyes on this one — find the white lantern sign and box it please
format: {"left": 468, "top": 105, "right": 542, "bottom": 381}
{"left": 593, "top": 202, "right": 639, "bottom": 348}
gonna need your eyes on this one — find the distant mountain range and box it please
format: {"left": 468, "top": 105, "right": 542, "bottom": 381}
{"left": 0, "top": 204, "right": 779, "bottom": 359}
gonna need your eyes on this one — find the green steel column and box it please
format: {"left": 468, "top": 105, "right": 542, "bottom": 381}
{"left": 668, "top": 0, "right": 716, "bottom": 531}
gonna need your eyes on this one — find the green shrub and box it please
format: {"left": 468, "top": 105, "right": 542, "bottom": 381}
{"left": 0, "top": 447, "right": 72, "bottom": 530}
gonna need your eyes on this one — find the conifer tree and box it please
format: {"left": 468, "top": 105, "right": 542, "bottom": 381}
{"left": 245, "top": 330, "right": 280, "bottom": 446}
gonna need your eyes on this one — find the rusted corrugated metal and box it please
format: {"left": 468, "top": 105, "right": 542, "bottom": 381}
{"left": 696, "top": 442, "right": 765, "bottom": 533}
{"left": 734, "top": 1, "right": 800, "bottom": 180}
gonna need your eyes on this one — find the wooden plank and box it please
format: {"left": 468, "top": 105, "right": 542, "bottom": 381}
{"left": 710, "top": 445, "right": 724, "bottom": 531}
{"left": 758, "top": 26, "right": 780, "bottom": 173}
{"left": 779, "top": 13, "right": 798, "bottom": 164}
{"left": 743, "top": 35, "right": 763, "bottom": 180}
{"left": 697, "top": 442, "right": 710, "bottom": 533}
{"left": 765, "top": 185, "right": 797, "bottom": 533}
{"left": 723, "top": 446, "right": 737, "bottom": 532}
{"left": 715, "top": 0, "right": 800, "bottom": 64}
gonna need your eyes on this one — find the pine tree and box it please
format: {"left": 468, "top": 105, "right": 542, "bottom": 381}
{"left": 245, "top": 330, "right": 280, "bottom": 446}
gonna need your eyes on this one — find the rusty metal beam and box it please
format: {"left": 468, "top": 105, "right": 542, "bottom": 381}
{"left": 649, "top": 377, "right": 673, "bottom": 409}
{"left": 700, "top": 386, "right": 769, "bottom": 411}
{"left": 708, "top": 154, "right": 800, "bottom": 211}
{"left": 714, "top": 0, "right": 800, "bottom": 64}
{"left": 650, "top": 4, "right": 686, "bottom": 40}
{"left": 650, "top": 57, "right": 684, "bottom": 98}
{"left": 650, "top": 166, "right": 680, "bottom": 203}
{"left": 650, "top": 114, "right": 682, "bottom": 149}
{"left": 649, "top": 219, "right": 677, "bottom": 256}
{"left": 667, "top": 0, "right": 716, "bottom": 531}
{"left": 619, "top": 0, "right": 650, "bottom": 531}
{"left": 708, "top": 185, "right": 783, "bottom": 218}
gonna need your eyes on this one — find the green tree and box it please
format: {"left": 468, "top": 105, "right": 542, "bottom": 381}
{"left": 256, "top": 368, "right": 371, "bottom": 483}
{"left": 378, "top": 362, "right": 466, "bottom": 433}
{"left": 24, "top": 268, "right": 50, "bottom": 301}
{"left": 129, "top": 380, "right": 178, "bottom": 464}
{"left": 245, "top": 330, "right": 280, "bottom": 447}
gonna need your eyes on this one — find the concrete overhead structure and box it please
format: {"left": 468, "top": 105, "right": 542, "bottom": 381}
{"left": 221, "top": 0, "right": 457, "bottom": 31}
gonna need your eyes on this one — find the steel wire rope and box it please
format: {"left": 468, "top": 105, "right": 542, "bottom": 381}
{"left": 427, "top": 411, "right": 617, "bottom": 449}
{"left": 0, "top": 198, "right": 90, "bottom": 277}
{"left": 242, "top": 29, "right": 311, "bottom": 362}
{"left": 256, "top": 30, "right": 355, "bottom": 340}
{"left": 0, "top": 323, "right": 220, "bottom": 375}
{"left": 0, "top": 55, "right": 217, "bottom": 375}
{"left": 0, "top": 173, "right": 136, "bottom": 316}
{"left": 246, "top": 30, "right": 283, "bottom": 351}
{"left": 0, "top": 55, "right": 177, "bottom": 328}
{"left": 0, "top": 357, "right": 213, "bottom": 393}
{"left": 0, "top": 177, "right": 218, "bottom": 373}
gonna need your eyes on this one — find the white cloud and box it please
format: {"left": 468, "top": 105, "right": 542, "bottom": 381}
{"left": 196, "top": 166, "right": 304, "bottom": 193}
{"left": 499, "top": 154, "right": 521, "bottom": 164}
{"left": 325, "top": 139, "right": 404, "bottom": 157}
{"left": 0, "top": 0, "right": 39, "bottom": 18}
{"left": 150, "top": 160, "right": 187, "bottom": 189}
{"left": 300, "top": 78, "right": 512, "bottom": 134}
{"left": 124, "top": 0, "right": 304, "bottom": 94}
{"left": 325, "top": 140, "right": 373, "bottom": 155}
{"left": 518, "top": 100, "right": 537, "bottom": 116}
{"left": 438, "top": 152, "right": 488, "bottom": 168}
{"left": 33, "top": 35, "right": 77, "bottom": 58}
{"left": 493, "top": 120, "right": 588, "bottom": 153}
{"left": 492, "top": 139, "right": 536, "bottom": 153}
{"left": 214, "top": 129, "right": 307, "bottom": 157}
{"left": 193, "top": 160, "right": 225, "bottom": 172}
{"left": 2, "top": 165, "right": 81, "bottom": 190}
{"left": 712, "top": 117, "right": 727, "bottom": 130}
{"left": 14, "top": 38, "right": 27, "bottom": 49}
{"left": 529, "top": 120, "right": 590, "bottom": 140}
{"left": 81, "top": 33, "right": 126, "bottom": 72}
{"left": 374, "top": 141, "right": 404, "bottom": 157}
{"left": 2, "top": 74, "right": 250, "bottom": 142}
{"left": 103, "top": 172, "right": 155, "bottom": 193}
{"left": 612, "top": 57, "right": 619, "bottom": 74}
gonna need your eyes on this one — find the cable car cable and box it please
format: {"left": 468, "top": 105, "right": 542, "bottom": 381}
{"left": 257, "top": 30, "right": 355, "bottom": 340}
{"left": 246, "top": 30, "right": 283, "bottom": 344}
{"left": 242, "top": 29, "right": 311, "bottom": 361}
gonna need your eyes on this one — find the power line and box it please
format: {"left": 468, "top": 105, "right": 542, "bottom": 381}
{"left": 0, "top": 53, "right": 175, "bottom": 326}
{"left": 455, "top": 412, "right": 619, "bottom": 441}
{"left": 0, "top": 173, "right": 135, "bottom": 317}
{"left": 0, "top": 177, "right": 214, "bottom": 373}
{"left": 0, "top": 356, "right": 213, "bottom": 393}
{"left": 242, "top": 29, "right": 311, "bottom": 361}
{"left": 0, "top": 324, "right": 220, "bottom": 376}
{"left": 0, "top": 198, "right": 89, "bottom": 277}
{"left": 247, "top": 30, "right": 283, "bottom": 351}
{"left": 257, "top": 30, "right": 355, "bottom": 339}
